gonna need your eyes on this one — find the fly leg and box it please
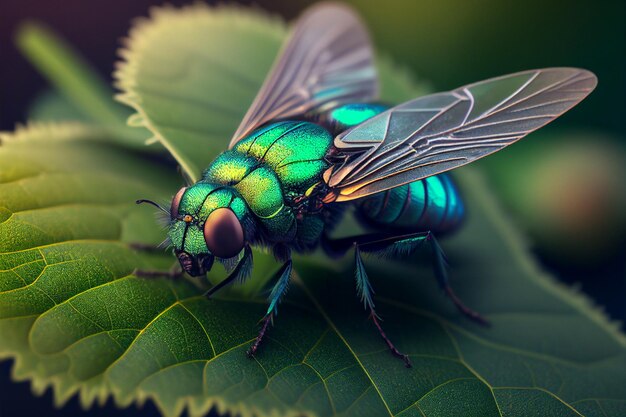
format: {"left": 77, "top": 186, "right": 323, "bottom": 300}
{"left": 323, "top": 230, "right": 488, "bottom": 364}
{"left": 355, "top": 245, "right": 411, "bottom": 368}
{"left": 130, "top": 243, "right": 183, "bottom": 280}
{"left": 325, "top": 232, "right": 435, "bottom": 367}
{"left": 425, "top": 232, "right": 489, "bottom": 325}
{"left": 355, "top": 231, "right": 488, "bottom": 324}
{"left": 133, "top": 264, "right": 182, "bottom": 280}
{"left": 247, "top": 260, "right": 293, "bottom": 358}
{"left": 205, "top": 246, "right": 253, "bottom": 298}
{"left": 129, "top": 242, "right": 164, "bottom": 252}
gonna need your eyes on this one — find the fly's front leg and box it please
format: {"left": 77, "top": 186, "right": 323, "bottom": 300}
{"left": 129, "top": 242, "right": 165, "bottom": 252}
{"left": 130, "top": 243, "right": 183, "bottom": 280}
{"left": 247, "top": 260, "right": 293, "bottom": 358}
{"left": 205, "top": 245, "right": 253, "bottom": 298}
{"left": 133, "top": 264, "right": 183, "bottom": 280}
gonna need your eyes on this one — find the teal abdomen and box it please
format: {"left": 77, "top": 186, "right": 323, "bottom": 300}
{"left": 326, "top": 103, "right": 466, "bottom": 234}
{"left": 202, "top": 121, "right": 333, "bottom": 248}
{"left": 356, "top": 173, "right": 465, "bottom": 234}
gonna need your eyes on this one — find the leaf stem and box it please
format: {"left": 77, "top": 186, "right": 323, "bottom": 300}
{"left": 16, "top": 22, "right": 125, "bottom": 126}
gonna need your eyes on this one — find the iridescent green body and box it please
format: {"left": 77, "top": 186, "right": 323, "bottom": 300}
{"left": 169, "top": 121, "right": 333, "bottom": 255}
{"left": 168, "top": 103, "right": 465, "bottom": 256}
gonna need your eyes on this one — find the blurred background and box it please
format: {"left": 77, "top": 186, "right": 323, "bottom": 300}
{"left": 1, "top": 0, "right": 624, "bottom": 416}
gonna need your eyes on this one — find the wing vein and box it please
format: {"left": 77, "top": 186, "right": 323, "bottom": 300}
{"left": 327, "top": 68, "right": 596, "bottom": 201}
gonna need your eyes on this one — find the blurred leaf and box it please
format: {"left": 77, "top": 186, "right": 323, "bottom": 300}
{"left": 1, "top": 5, "right": 625, "bottom": 417}
{"left": 17, "top": 23, "right": 126, "bottom": 125}
{"left": 480, "top": 131, "right": 626, "bottom": 262}
{"left": 114, "top": 4, "right": 429, "bottom": 181}
{"left": 16, "top": 22, "right": 149, "bottom": 150}
{"left": 27, "top": 90, "right": 90, "bottom": 123}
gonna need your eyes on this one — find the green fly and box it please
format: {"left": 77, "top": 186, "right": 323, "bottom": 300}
{"left": 136, "top": 4, "right": 596, "bottom": 367}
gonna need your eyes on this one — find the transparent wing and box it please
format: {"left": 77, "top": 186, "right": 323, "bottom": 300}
{"left": 323, "top": 68, "right": 597, "bottom": 202}
{"left": 228, "top": 3, "right": 377, "bottom": 148}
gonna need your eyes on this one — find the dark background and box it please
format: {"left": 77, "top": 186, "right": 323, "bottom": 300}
{"left": 1, "top": 1, "right": 624, "bottom": 416}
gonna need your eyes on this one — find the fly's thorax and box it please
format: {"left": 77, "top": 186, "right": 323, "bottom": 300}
{"left": 199, "top": 120, "right": 334, "bottom": 249}
{"left": 317, "top": 103, "right": 389, "bottom": 135}
{"left": 167, "top": 183, "right": 252, "bottom": 275}
{"left": 229, "top": 120, "right": 333, "bottom": 194}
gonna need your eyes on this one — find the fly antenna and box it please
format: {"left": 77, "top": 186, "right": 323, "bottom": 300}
{"left": 136, "top": 199, "right": 169, "bottom": 215}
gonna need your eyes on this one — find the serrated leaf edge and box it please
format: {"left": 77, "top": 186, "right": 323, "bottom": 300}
{"left": 0, "top": 121, "right": 103, "bottom": 145}
{"left": 113, "top": 3, "right": 286, "bottom": 182}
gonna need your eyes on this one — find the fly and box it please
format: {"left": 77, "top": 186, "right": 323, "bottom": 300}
{"left": 136, "top": 3, "right": 596, "bottom": 367}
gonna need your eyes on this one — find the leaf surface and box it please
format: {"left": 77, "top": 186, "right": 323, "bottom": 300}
{"left": 1, "top": 5, "right": 625, "bottom": 417}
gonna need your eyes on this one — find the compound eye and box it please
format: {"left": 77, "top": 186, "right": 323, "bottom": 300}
{"left": 170, "top": 187, "right": 187, "bottom": 219}
{"left": 203, "top": 208, "right": 244, "bottom": 259}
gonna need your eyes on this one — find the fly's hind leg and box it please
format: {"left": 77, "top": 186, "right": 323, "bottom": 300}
{"left": 425, "top": 232, "right": 489, "bottom": 325}
{"left": 323, "top": 230, "right": 488, "bottom": 366}
{"left": 355, "top": 245, "right": 412, "bottom": 368}
{"left": 247, "top": 259, "right": 293, "bottom": 358}
{"left": 325, "top": 232, "right": 435, "bottom": 367}
{"left": 357, "top": 231, "right": 488, "bottom": 325}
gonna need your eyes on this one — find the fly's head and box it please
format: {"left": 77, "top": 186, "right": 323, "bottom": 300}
{"left": 167, "top": 184, "right": 250, "bottom": 276}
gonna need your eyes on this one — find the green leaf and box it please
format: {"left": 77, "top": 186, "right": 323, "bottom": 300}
{"left": 2, "top": 122, "right": 625, "bottom": 417}
{"left": 2, "top": 5, "right": 625, "bottom": 417}
{"left": 114, "top": 4, "right": 430, "bottom": 182}
{"left": 27, "top": 90, "right": 91, "bottom": 123}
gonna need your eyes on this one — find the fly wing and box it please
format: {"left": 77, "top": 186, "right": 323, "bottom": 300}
{"left": 228, "top": 3, "right": 377, "bottom": 148}
{"left": 324, "top": 68, "right": 597, "bottom": 202}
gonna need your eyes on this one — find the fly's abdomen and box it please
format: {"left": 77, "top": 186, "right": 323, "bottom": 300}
{"left": 356, "top": 173, "right": 465, "bottom": 234}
